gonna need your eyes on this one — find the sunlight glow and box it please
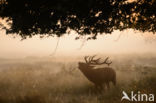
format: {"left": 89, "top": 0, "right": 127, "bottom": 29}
{"left": 0, "top": 29, "right": 156, "bottom": 58}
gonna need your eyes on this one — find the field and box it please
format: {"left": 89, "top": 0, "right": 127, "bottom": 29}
{"left": 0, "top": 54, "right": 156, "bottom": 103}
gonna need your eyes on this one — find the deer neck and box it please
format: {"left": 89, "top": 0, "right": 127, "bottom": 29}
{"left": 80, "top": 67, "right": 94, "bottom": 77}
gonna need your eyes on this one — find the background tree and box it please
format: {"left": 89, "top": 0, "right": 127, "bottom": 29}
{"left": 0, "top": 0, "right": 156, "bottom": 39}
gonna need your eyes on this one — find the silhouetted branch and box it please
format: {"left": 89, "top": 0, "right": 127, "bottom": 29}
{"left": 0, "top": 0, "right": 155, "bottom": 39}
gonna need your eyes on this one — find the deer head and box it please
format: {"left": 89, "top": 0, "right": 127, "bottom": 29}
{"left": 78, "top": 55, "right": 112, "bottom": 71}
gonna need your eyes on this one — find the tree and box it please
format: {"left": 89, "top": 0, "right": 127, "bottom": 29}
{"left": 0, "top": 0, "right": 156, "bottom": 39}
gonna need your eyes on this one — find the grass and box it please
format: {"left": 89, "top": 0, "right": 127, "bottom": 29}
{"left": 0, "top": 58, "right": 156, "bottom": 103}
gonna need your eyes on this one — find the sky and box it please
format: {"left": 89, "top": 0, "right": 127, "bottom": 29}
{"left": 0, "top": 29, "right": 156, "bottom": 58}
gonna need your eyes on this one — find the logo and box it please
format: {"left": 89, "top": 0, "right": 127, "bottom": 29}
{"left": 121, "top": 91, "right": 154, "bottom": 102}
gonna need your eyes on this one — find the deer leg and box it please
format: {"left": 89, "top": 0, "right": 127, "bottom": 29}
{"left": 94, "top": 85, "right": 98, "bottom": 90}
{"left": 99, "top": 84, "right": 103, "bottom": 90}
{"left": 95, "top": 84, "right": 103, "bottom": 92}
{"left": 113, "top": 79, "right": 116, "bottom": 86}
{"left": 94, "top": 84, "right": 100, "bottom": 91}
{"left": 93, "top": 85, "right": 99, "bottom": 93}
{"left": 106, "top": 82, "right": 110, "bottom": 90}
{"left": 97, "top": 84, "right": 104, "bottom": 93}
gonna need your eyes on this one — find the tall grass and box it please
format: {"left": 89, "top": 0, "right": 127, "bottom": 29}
{"left": 0, "top": 57, "right": 155, "bottom": 103}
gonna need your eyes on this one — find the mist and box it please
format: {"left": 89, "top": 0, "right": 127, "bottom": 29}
{"left": 0, "top": 29, "right": 156, "bottom": 103}
{"left": 0, "top": 29, "right": 156, "bottom": 59}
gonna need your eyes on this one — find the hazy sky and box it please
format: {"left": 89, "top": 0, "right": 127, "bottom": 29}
{"left": 0, "top": 29, "right": 156, "bottom": 58}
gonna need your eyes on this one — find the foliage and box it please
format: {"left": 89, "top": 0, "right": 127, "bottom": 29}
{"left": 0, "top": 0, "right": 156, "bottom": 39}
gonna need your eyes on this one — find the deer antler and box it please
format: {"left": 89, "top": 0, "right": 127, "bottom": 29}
{"left": 89, "top": 55, "right": 96, "bottom": 62}
{"left": 84, "top": 55, "right": 97, "bottom": 64}
{"left": 97, "top": 57, "right": 112, "bottom": 66}
{"left": 84, "top": 56, "right": 89, "bottom": 63}
{"left": 84, "top": 55, "right": 112, "bottom": 66}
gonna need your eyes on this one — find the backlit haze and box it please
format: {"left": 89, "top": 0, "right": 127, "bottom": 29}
{"left": 0, "top": 29, "right": 156, "bottom": 58}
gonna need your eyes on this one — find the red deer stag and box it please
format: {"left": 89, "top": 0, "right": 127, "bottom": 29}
{"left": 78, "top": 55, "right": 116, "bottom": 89}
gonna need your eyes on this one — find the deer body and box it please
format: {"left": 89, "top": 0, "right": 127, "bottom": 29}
{"left": 78, "top": 56, "right": 116, "bottom": 89}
